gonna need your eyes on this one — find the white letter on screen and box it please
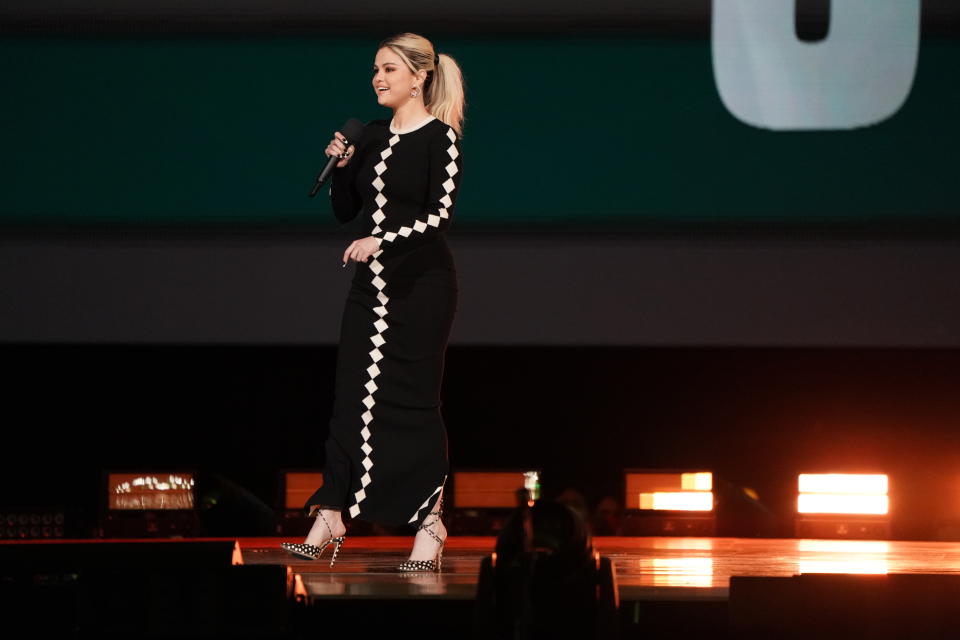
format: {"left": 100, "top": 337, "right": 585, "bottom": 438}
{"left": 712, "top": 0, "right": 920, "bottom": 130}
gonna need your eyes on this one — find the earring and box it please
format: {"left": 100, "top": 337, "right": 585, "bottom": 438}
{"left": 410, "top": 86, "right": 420, "bottom": 98}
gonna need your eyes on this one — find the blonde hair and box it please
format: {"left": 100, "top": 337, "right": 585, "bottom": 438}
{"left": 378, "top": 33, "right": 466, "bottom": 139}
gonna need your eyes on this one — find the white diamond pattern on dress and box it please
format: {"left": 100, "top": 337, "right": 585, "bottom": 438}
{"left": 408, "top": 476, "right": 447, "bottom": 524}
{"left": 348, "top": 126, "right": 403, "bottom": 521}
{"left": 377, "top": 126, "right": 459, "bottom": 248}
{"left": 353, "top": 127, "right": 458, "bottom": 525}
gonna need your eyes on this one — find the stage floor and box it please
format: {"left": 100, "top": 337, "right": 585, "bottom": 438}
{"left": 238, "top": 536, "right": 960, "bottom": 603}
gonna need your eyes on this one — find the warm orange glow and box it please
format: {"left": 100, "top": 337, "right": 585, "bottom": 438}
{"left": 627, "top": 471, "right": 713, "bottom": 493}
{"left": 797, "top": 473, "right": 889, "bottom": 515}
{"left": 626, "top": 471, "right": 714, "bottom": 510}
{"left": 285, "top": 472, "right": 324, "bottom": 510}
{"left": 639, "top": 491, "right": 714, "bottom": 511}
{"left": 108, "top": 473, "right": 195, "bottom": 510}
{"left": 638, "top": 557, "right": 714, "bottom": 587}
{"left": 798, "top": 474, "right": 888, "bottom": 495}
{"left": 682, "top": 472, "right": 713, "bottom": 491}
{"left": 454, "top": 471, "right": 539, "bottom": 508}
{"left": 797, "top": 493, "right": 889, "bottom": 515}
{"left": 797, "top": 541, "right": 890, "bottom": 574}
{"left": 653, "top": 538, "right": 715, "bottom": 551}
{"left": 798, "top": 540, "right": 890, "bottom": 553}
{"left": 798, "top": 560, "right": 889, "bottom": 575}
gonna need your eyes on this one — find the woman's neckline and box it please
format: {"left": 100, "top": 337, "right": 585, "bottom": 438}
{"left": 389, "top": 114, "right": 436, "bottom": 135}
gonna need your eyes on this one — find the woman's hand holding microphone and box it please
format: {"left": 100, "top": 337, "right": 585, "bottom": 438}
{"left": 326, "top": 131, "right": 355, "bottom": 168}
{"left": 328, "top": 131, "right": 381, "bottom": 266}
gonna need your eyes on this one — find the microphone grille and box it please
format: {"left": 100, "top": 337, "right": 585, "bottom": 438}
{"left": 342, "top": 118, "right": 366, "bottom": 144}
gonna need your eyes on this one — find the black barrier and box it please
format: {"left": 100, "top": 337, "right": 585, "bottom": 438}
{"left": 730, "top": 573, "right": 960, "bottom": 639}
{"left": 0, "top": 541, "right": 294, "bottom": 638}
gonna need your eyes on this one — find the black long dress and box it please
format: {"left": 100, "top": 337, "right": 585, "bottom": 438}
{"left": 304, "top": 115, "right": 463, "bottom": 529}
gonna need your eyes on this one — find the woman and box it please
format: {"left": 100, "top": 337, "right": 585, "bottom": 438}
{"left": 281, "top": 33, "right": 465, "bottom": 572}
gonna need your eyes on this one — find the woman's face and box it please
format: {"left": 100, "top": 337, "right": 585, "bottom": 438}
{"left": 372, "top": 46, "right": 424, "bottom": 109}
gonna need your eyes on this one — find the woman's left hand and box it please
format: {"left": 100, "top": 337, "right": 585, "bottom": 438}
{"left": 342, "top": 236, "right": 382, "bottom": 265}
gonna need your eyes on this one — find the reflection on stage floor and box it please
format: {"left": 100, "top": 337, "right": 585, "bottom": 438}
{"left": 239, "top": 536, "right": 960, "bottom": 603}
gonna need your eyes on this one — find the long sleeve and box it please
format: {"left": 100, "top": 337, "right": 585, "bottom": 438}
{"left": 371, "top": 125, "right": 462, "bottom": 248}
{"left": 329, "top": 158, "right": 362, "bottom": 224}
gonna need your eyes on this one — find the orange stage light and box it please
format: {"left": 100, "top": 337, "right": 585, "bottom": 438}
{"left": 623, "top": 470, "right": 716, "bottom": 536}
{"left": 797, "top": 473, "right": 889, "bottom": 515}
{"left": 626, "top": 471, "right": 714, "bottom": 511}
{"left": 453, "top": 470, "right": 540, "bottom": 509}
{"left": 795, "top": 472, "right": 891, "bottom": 539}
{"left": 282, "top": 471, "right": 325, "bottom": 511}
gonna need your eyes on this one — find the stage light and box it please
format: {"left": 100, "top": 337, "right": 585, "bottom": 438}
{"left": 280, "top": 470, "right": 325, "bottom": 511}
{"left": 276, "top": 470, "right": 324, "bottom": 535}
{"left": 454, "top": 470, "right": 542, "bottom": 508}
{"left": 448, "top": 469, "right": 542, "bottom": 535}
{"left": 795, "top": 472, "right": 891, "bottom": 539}
{"left": 639, "top": 491, "right": 714, "bottom": 511}
{"left": 623, "top": 469, "right": 716, "bottom": 535}
{"left": 99, "top": 469, "right": 201, "bottom": 538}
{"left": 109, "top": 472, "right": 196, "bottom": 510}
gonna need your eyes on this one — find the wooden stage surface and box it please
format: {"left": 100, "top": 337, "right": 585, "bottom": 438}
{"left": 235, "top": 536, "right": 960, "bottom": 603}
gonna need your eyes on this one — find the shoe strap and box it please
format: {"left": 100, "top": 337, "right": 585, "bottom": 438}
{"left": 316, "top": 509, "right": 334, "bottom": 540}
{"left": 417, "top": 494, "right": 446, "bottom": 545}
{"left": 418, "top": 517, "right": 445, "bottom": 545}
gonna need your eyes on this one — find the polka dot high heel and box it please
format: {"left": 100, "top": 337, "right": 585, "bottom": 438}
{"left": 281, "top": 509, "right": 346, "bottom": 567}
{"left": 397, "top": 495, "right": 446, "bottom": 573}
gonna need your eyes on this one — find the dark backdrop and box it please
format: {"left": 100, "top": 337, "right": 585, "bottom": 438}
{"left": 4, "top": 344, "right": 960, "bottom": 541}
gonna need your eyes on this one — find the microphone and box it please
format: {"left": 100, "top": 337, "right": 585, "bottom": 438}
{"left": 309, "top": 117, "right": 366, "bottom": 197}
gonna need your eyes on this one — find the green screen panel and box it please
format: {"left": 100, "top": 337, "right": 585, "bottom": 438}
{"left": 2, "top": 36, "right": 958, "bottom": 230}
